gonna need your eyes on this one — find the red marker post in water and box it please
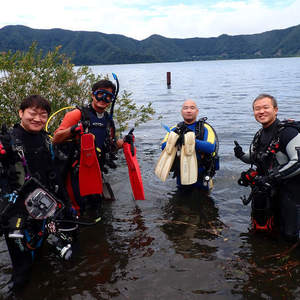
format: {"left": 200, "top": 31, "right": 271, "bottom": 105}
{"left": 167, "top": 72, "right": 171, "bottom": 89}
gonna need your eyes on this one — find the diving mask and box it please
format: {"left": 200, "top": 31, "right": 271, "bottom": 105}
{"left": 93, "top": 89, "right": 115, "bottom": 103}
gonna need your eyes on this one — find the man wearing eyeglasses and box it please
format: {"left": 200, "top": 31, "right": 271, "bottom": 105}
{"left": 53, "top": 79, "right": 123, "bottom": 216}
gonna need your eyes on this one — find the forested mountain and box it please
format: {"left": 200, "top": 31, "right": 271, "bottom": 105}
{"left": 1, "top": 24, "right": 300, "bottom": 65}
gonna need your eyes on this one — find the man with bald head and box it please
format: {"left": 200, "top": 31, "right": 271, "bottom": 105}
{"left": 158, "top": 99, "right": 219, "bottom": 190}
{"left": 181, "top": 99, "right": 199, "bottom": 124}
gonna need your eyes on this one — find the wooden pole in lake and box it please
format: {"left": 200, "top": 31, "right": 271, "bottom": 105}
{"left": 167, "top": 72, "right": 171, "bottom": 88}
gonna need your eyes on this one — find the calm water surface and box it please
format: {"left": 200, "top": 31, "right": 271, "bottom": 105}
{"left": 1, "top": 58, "right": 300, "bottom": 299}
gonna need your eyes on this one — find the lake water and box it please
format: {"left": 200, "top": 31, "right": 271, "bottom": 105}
{"left": 1, "top": 57, "right": 300, "bottom": 299}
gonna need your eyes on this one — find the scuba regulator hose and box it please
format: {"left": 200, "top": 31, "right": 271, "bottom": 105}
{"left": 55, "top": 216, "right": 102, "bottom": 226}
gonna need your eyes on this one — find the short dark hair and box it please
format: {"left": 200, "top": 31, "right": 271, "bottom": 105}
{"left": 20, "top": 95, "right": 51, "bottom": 116}
{"left": 252, "top": 93, "right": 278, "bottom": 109}
{"left": 92, "top": 80, "right": 116, "bottom": 94}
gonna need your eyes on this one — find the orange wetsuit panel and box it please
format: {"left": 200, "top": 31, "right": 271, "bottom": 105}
{"left": 54, "top": 109, "right": 82, "bottom": 134}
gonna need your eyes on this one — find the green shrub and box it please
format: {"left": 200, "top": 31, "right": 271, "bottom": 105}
{"left": 0, "top": 42, "right": 155, "bottom": 135}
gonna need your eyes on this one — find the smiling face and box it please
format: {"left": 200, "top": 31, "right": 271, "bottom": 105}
{"left": 19, "top": 106, "right": 49, "bottom": 133}
{"left": 91, "top": 87, "right": 113, "bottom": 113}
{"left": 253, "top": 97, "right": 278, "bottom": 128}
{"left": 181, "top": 99, "right": 199, "bottom": 124}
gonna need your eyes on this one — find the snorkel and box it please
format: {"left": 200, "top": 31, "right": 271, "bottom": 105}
{"left": 110, "top": 73, "right": 119, "bottom": 119}
{"left": 105, "top": 73, "right": 120, "bottom": 165}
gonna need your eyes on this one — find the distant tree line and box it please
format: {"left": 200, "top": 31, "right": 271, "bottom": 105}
{"left": 0, "top": 24, "right": 300, "bottom": 66}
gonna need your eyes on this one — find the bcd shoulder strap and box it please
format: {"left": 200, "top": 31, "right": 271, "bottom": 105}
{"left": 251, "top": 128, "right": 263, "bottom": 152}
{"left": 195, "top": 118, "right": 219, "bottom": 155}
{"left": 11, "top": 126, "right": 51, "bottom": 154}
{"left": 278, "top": 120, "right": 300, "bottom": 133}
{"left": 176, "top": 118, "right": 206, "bottom": 140}
{"left": 78, "top": 105, "right": 109, "bottom": 132}
{"left": 195, "top": 117, "right": 208, "bottom": 141}
{"left": 78, "top": 105, "right": 90, "bottom": 132}
{"left": 177, "top": 117, "right": 214, "bottom": 146}
{"left": 251, "top": 119, "right": 300, "bottom": 154}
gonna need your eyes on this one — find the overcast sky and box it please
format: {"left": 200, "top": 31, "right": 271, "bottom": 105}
{"left": 1, "top": 0, "right": 300, "bottom": 40}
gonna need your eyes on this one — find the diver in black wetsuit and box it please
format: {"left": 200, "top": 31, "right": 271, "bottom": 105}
{"left": 234, "top": 94, "right": 300, "bottom": 241}
{"left": 0, "top": 95, "right": 74, "bottom": 291}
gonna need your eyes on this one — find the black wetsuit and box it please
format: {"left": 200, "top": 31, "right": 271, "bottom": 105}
{"left": 0, "top": 125, "right": 69, "bottom": 290}
{"left": 241, "top": 119, "right": 300, "bottom": 239}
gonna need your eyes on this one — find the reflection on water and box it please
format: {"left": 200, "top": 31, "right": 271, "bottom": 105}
{"left": 161, "top": 189, "right": 225, "bottom": 261}
{"left": 2, "top": 57, "right": 300, "bottom": 298}
{"left": 227, "top": 232, "right": 300, "bottom": 299}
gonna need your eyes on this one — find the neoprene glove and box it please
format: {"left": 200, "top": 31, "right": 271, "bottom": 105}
{"left": 0, "top": 131, "right": 14, "bottom": 162}
{"left": 70, "top": 123, "right": 83, "bottom": 136}
{"left": 123, "top": 129, "right": 135, "bottom": 157}
{"left": 123, "top": 128, "right": 134, "bottom": 144}
{"left": 174, "top": 124, "right": 192, "bottom": 136}
{"left": 0, "top": 128, "right": 11, "bottom": 154}
{"left": 268, "top": 168, "right": 280, "bottom": 179}
{"left": 0, "top": 141, "right": 6, "bottom": 156}
{"left": 234, "top": 140, "right": 245, "bottom": 159}
{"left": 253, "top": 175, "right": 273, "bottom": 187}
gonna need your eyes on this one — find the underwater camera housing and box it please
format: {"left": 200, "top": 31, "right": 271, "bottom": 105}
{"left": 25, "top": 188, "right": 61, "bottom": 220}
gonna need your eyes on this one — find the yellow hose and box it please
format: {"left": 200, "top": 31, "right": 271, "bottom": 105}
{"left": 46, "top": 106, "right": 75, "bottom": 139}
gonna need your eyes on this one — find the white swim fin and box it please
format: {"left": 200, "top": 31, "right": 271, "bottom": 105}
{"left": 155, "top": 131, "right": 179, "bottom": 182}
{"left": 180, "top": 131, "right": 198, "bottom": 185}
